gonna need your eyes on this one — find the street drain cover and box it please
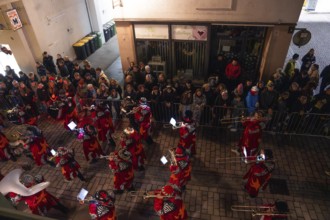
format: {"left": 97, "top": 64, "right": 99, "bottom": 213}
{"left": 269, "top": 178, "right": 290, "bottom": 195}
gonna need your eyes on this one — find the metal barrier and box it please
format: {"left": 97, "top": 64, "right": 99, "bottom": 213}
{"left": 2, "top": 96, "right": 329, "bottom": 137}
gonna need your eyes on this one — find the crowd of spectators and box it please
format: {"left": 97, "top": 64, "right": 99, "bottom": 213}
{"left": 0, "top": 49, "right": 329, "bottom": 134}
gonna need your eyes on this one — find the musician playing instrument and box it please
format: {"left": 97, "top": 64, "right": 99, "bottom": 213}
{"left": 259, "top": 201, "right": 289, "bottom": 220}
{"left": 134, "top": 97, "right": 154, "bottom": 145}
{"left": 152, "top": 184, "right": 188, "bottom": 220}
{"left": 108, "top": 148, "right": 135, "bottom": 194}
{"left": 21, "top": 174, "right": 68, "bottom": 216}
{"left": 82, "top": 124, "right": 104, "bottom": 163}
{"left": 54, "top": 147, "right": 86, "bottom": 182}
{"left": 169, "top": 147, "right": 192, "bottom": 191}
{"left": 23, "top": 126, "right": 55, "bottom": 167}
{"left": 80, "top": 190, "right": 117, "bottom": 220}
{"left": 120, "top": 127, "right": 146, "bottom": 171}
{"left": 94, "top": 109, "right": 115, "bottom": 146}
{"left": 243, "top": 149, "right": 275, "bottom": 198}
{"left": 178, "top": 110, "right": 196, "bottom": 156}
{"left": 232, "top": 111, "right": 264, "bottom": 160}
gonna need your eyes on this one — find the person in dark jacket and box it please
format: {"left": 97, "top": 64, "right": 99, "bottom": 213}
{"left": 161, "top": 85, "right": 176, "bottom": 122}
{"left": 36, "top": 62, "right": 47, "bottom": 77}
{"left": 259, "top": 81, "right": 279, "bottom": 114}
{"left": 301, "top": 48, "right": 316, "bottom": 72}
{"left": 42, "top": 52, "right": 56, "bottom": 75}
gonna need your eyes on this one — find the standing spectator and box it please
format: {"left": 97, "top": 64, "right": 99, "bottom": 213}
{"left": 96, "top": 67, "right": 109, "bottom": 85}
{"left": 42, "top": 52, "right": 56, "bottom": 75}
{"left": 320, "top": 64, "right": 330, "bottom": 93}
{"left": 229, "top": 94, "right": 245, "bottom": 132}
{"left": 180, "top": 90, "right": 193, "bottom": 120}
{"left": 246, "top": 86, "right": 259, "bottom": 115}
{"left": 109, "top": 79, "right": 122, "bottom": 98}
{"left": 131, "top": 66, "right": 145, "bottom": 90}
{"left": 73, "top": 63, "right": 83, "bottom": 76}
{"left": 83, "top": 64, "right": 96, "bottom": 79}
{"left": 213, "top": 90, "right": 231, "bottom": 126}
{"left": 37, "top": 83, "right": 50, "bottom": 114}
{"left": 136, "top": 84, "right": 150, "bottom": 101}
{"left": 55, "top": 54, "right": 65, "bottom": 71}
{"left": 150, "top": 86, "right": 162, "bottom": 121}
{"left": 84, "top": 73, "right": 98, "bottom": 87}
{"left": 139, "top": 61, "right": 146, "bottom": 72}
{"left": 58, "top": 60, "right": 70, "bottom": 78}
{"left": 294, "top": 70, "right": 310, "bottom": 89}
{"left": 192, "top": 88, "right": 206, "bottom": 126}
{"left": 18, "top": 71, "right": 31, "bottom": 89}
{"left": 259, "top": 81, "right": 279, "bottom": 115}
{"left": 36, "top": 62, "right": 47, "bottom": 77}
{"left": 301, "top": 48, "right": 316, "bottom": 72}
{"left": 157, "top": 73, "right": 167, "bottom": 92}
{"left": 75, "top": 79, "right": 88, "bottom": 111}
{"left": 64, "top": 56, "right": 74, "bottom": 79}
{"left": 123, "top": 84, "right": 137, "bottom": 101}
{"left": 144, "top": 72, "right": 155, "bottom": 92}
{"left": 225, "top": 58, "right": 241, "bottom": 92}
{"left": 308, "top": 63, "right": 319, "bottom": 84}
{"left": 201, "top": 83, "right": 216, "bottom": 125}
{"left": 284, "top": 53, "right": 299, "bottom": 80}
{"left": 212, "top": 54, "right": 227, "bottom": 83}
{"left": 97, "top": 83, "right": 110, "bottom": 100}
{"left": 144, "top": 65, "right": 157, "bottom": 83}
{"left": 162, "top": 85, "right": 176, "bottom": 122}
{"left": 72, "top": 72, "right": 82, "bottom": 89}
{"left": 272, "top": 68, "right": 285, "bottom": 93}
{"left": 107, "top": 89, "right": 121, "bottom": 125}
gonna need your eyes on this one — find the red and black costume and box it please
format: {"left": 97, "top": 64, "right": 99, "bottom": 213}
{"left": 88, "top": 190, "right": 116, "bottom": 220}
{"left": 243, "top": 150, "right": 275, "bottom": 197}
{"left": 153, "top": 184, "right": 188, "bottom": 220}
{"left": 24, "top": 126, "right": 53, "bottom": 166}
{"left": 108, "top": 149, "right": 134, "bottom": 194}
{"left": 134, "top": 97, "right": 153, "bottom": 145}
{"left": 54, "top": 147, "right": 85, "bottom": 181}
{"left": 21, "top": 174, "right": 68, "bottom": 216}
{"left": 237, "top": 118, "right": 262, "bottom": 159}
{"left": 63, "top": 98, "right": 78, "bottom": 130}
{"left": 259, "top": 201, "right": 289, "bottom": 220}
{"left": 82, "top": 124, "right": 104, "bottom": 162}
{"left": 120, "top": 127, "right": 145, "bottom": 171}
{"left": 178, "top": 114, "right": 196, "bottom": 156}
{"left": 94, "top": 110, "right": 115, "bottom": 144}
{"left": 169, "top": 147, "right": 191, "bottom": 190}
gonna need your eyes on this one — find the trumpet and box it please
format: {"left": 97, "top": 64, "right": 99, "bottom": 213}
{"left": 231, "top": 201, "right": 289, "bottom": 217}
{"left": 79, "top": 196, "right": 114, "bottom": 207}
{"left": 129, "top": 190, "right": 173, "bottom": 199}
{"left": 100, "top": 154, "right": 113, "bottom": 159}
{"left": 216, "top": 156, "right": 275, "bottom": 164}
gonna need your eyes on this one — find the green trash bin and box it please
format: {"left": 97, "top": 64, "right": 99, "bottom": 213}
{"left": 95, "top": 32, "right": 102, "bottom": 49}
{"left": 73, "top": 42, "right": 87, "bottom": 60}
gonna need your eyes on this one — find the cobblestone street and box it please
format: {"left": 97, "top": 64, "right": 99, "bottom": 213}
{"left": 1, "top": 118, "right": 330, "bottom": 220}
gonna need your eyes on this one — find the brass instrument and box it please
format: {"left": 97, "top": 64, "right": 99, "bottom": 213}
{"left": 100, "top": 155, "right": 111, "bottom": 159}
{"left": 231, "top": 201, "right": 289, "bottom": 217}
{"left": 129, "top": 190, "right": 173, "bottom": 199}
{"left": 216, "top": 156, "right": 276, "bottom": 164}
{"left": 168, "top": 148, "right": 177, "bottom": 166}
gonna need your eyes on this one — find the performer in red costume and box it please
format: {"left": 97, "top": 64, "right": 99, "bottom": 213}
{"left": 134, "top": 97, "right": 153, "bottom": 145}
{"left": 94, "top": 109, "right": 115, "bottom": 146}
{"left": 0, "top": 131, "right": 16, "bottom": 161}
{"left": 259, "top": 201, "right": 289, "bottom": 220}
{"left": 151, "top": 184, "right": 188, "bottom": 220}
{"left": 169, "top": 147, "right": 191, "bottom": 191}
{"left": 178, "top": 110, "right": 196, "bottom": 156}
{"left": 120, "top": 127, "right": 145, "bottom": 171}
{"left": 243, "top": 149, "right": 275, "bottom": 198}
{"left": 23, "top": 126, "right": 54, "bottom": 167}
{"left": 21, "top": 174, "right": 68, "bottom": 216}
{"left": 108, "top": 148, "right": 134, "bottom": 194}
{"left": 85, "top": 190, "right": 117, "bottom": 220}
{"left": 82, "top": 124, "right": 104, "bottom": 163}
{"left": 232, "top": 111, "right": 264, "bottom": 161}
{"left": 63, "top": 97, "right": 78, "bottom": 130}
{"left": 54, "top": 147, "right": 86, "bottom": 182}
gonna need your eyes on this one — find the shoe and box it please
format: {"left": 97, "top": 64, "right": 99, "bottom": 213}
{"left": 113, "top": 190, "right": 124, "bottom": 194}
{"left": 230, "top": 128, "right": 237, "bottom": 132}
{"left": 325, "top": 171, "right": 330, "bottom": 176}
{"left": 231, "top": 149, "right": 240, "bottom": 156}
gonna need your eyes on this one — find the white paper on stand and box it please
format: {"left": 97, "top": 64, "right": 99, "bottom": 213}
{"left": 160, "top": 156, "right": 168, "bottom": 165}
{"left": 170, "top": 118, "right": 176, "bottom": 127}
{"left": 77, "top": 188, "right": 88, "bottom": 201}
{"left": 50, "top": 149, "right": 56, "bottom": 156}
{"left": 68, "top": 121, "right": 77, "bottom": 130}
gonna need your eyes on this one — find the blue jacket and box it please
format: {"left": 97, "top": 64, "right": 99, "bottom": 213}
{"left": 246, "top": 91, "right": 259, "bottom": 114}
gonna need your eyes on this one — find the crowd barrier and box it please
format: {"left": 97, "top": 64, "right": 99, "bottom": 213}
{"left": 1, "top": 95, "right": 329, "bottom": 137}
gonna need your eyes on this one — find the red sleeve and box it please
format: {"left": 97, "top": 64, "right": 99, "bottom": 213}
{"left": 153, "top": 198, "right": 163, "bottom": 213}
